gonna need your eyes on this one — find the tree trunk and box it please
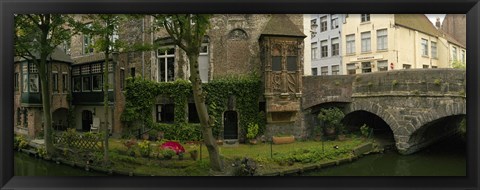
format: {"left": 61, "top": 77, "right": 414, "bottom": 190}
{"left": 38, "top": 58, "right": 54, "bottom": 155}
{"left": 103, "top": 49, "right": 110, "bottom": 163}
{"left": 188, "top": 54, "right": 223, "bottom": 172}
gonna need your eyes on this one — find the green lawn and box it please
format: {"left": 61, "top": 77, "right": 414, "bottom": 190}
{"left": 105, "top": 136, "right": 368, "bottom": 176}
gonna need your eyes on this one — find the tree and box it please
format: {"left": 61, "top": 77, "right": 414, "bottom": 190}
{"left": 452, "top": 60, "right": 466, "bottom": 69}
{"left": 14, "top": 14, "right": 76, "bottom": 155}
{"left": 80, "top": 14, "right": 126, "bottom": 163}
{"left": 153, "top": 14, "right": 224, "bottom": 171}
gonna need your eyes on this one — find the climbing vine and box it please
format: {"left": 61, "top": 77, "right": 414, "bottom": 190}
{"left": 121, "top": 74, "right": 263, "bottom": 140}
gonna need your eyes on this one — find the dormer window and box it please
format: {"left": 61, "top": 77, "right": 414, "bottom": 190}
{"left": 361, "top": 14, "right": 370, "bottom": 22}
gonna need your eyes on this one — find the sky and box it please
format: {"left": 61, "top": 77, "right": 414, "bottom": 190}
{"left": 425, "top": 14, "right": 446, "bottom": 26}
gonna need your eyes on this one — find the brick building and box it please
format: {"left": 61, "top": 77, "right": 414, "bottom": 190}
{"left": 14, "top": 14, "right": 308, "bottom": 140}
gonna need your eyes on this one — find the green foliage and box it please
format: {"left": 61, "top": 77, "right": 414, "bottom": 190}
{"left": 360, "top": 124, "right": 370, "bottom": 138}
{"left": 36, "top": 147, "right": 47, "bottom": 158}
{"left": 138, "top": 140, "right": 152, "bottom": 157}
{"left": 273, "top": 145, "right": 354, "bottom": 165}
{"left": 122, "top": 74, "right": 263, "bottom": 140}
{"left": 246, "top": 123, "right": 259, "bottom": 139}
{"left": 392, "top": 80, "right": 398, "bottom": 86}
{"left": 317, "top": 107, "right": 345, "bottom": 134}
{"left": 15, "top": 135, "right": 29, "bottom": 150}
{"left": 160, "top": 148, "right": 176, "bottom": 160}
{"left": 153, "top": 123, "right": 202, "bottom": 142}
{"left": 434, "top": 79, "right": 442, "bottom": 86}
{"left": 452, "top": 60, "right": 466, "bottom": 69}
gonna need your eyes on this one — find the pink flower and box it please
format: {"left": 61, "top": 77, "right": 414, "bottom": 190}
{"left": 160, "top": 141, "right": 185, "bottom": 155}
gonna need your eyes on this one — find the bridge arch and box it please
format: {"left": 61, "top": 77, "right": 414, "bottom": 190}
{"left": 345, "top": 100, "right": 401, "bottom": 134}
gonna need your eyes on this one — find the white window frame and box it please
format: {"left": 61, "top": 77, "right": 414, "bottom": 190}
{"left": 377, "top": 29, "right": 388, "bottom": 51}
{"left": 361, "top": 32, "right": 371, "bottom": 53}
{"left": 157, "top": 46, "right": 176, "bottom": 82}
{"left": 331, "top": 38, "right": 339, "bottom": 56}
{"left": 431, "top": 41, "right": 437, "bottom": 58}
{"left": 421, "top": 39, "right": 428, "bottom": 57}
{"left": 361, "top": 14, "right": 370, "bottom": 22}
{"left": 346, "top": 34, "right": 355, "bottom": 54}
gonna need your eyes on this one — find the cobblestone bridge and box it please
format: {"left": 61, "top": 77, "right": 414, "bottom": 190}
{"left": 302, "top": 69, "right": 466, "bottom": 154}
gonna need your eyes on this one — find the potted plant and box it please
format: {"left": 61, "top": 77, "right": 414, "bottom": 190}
{"left": 317, "top": 107, "right": 345, "bottom": 137}
{"left": 246, "top": 123, "right": 259, "bottom": 144}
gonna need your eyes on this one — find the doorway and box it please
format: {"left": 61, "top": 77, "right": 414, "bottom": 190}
{"left": 223, "top": 111, "right": 238, "bottom": 139}
{"left": 82, "top": 110, "right": 93, "bottom": 132}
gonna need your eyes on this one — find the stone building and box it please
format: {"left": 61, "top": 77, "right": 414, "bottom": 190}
{"left": 308, "top": 14, "right": 346, "bottom": 76}
{"left": 441, "top": 14, "right": 466, "bottom": 48}
{"left": 341, "top": 14, "right": 465, "bottom": 75}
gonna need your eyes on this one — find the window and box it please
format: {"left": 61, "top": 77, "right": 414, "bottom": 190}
{"left": 432, "top": 66, "right": 438, "bottom": 68}
{"left": 14, "top": 73, "right": 19, "bottom": 90}
{"left": 198, "top": 43, "right": 210, "bottom": 83}
{"left": 361, "top": 62, "right": 371, "bottom": 73}
{"left": 91, "top": 64, "right": 101, "bottom": 73}
{"left": 421, "top": 39, "right": 428, "bottom": 56}
{"left": 461, "top": 50, "right": 466, "bottom": 63}
{"left": 311, "top": 43, "right": 318, "bottom": 59}
{"left": 81, "top": 65, "right": 90, "bottom": 75}
{"left": 72, "top": 67, "right": 80, "bottom": 76}
{"left": 52, "top": 72, "right": 58, "bottom": 92}
{"left": 346, "top": 34, "right": 355, "bottom": 54}
{"left": 287, "top": 56, "right": 297, "bottom": 71}
{"left": 310, "top": 19, "right": 318, "bottom": 38}
{"left": 321, "top": 40, "right": 328, "bottom": 57}
{"left": 83, "top": 34, "right": 94, "bottom": 54}
{"left": 82, "top": 76, "right": 91, "bottom": 92}
{"left": 321, "top": 66, "right": 328, "bottom": 75}
{"left": 156, "top": 104, "right": 174, "bottom": 123}
{"left": 158, "top": 46, "right": 175, "bottom": 82}
{"left": 320, "top": 16, "right": 327, "bottom": 32}
{"left": 62, "top": 73, "right": 68, "bottom": 92}
{"left": 120, "top": 68, "right": 125, "bottom": 90}
{"left": 131, "top": 67, "right": 136, "bottom": 78}
{"left": 361, "top": 14, "right": 370, "bottom": 22}
{"left": 63, "top": 40, "right": 71, "bottom": 55}
{"left": 423, "top": 65, "right": 429, "bottom": 68}
{"left": 431, "top": 41, "right": 437, "bottom": 58}
{"left": 188, "top": 103, "right": 200, "bottom": 123}
{"left": 73, "top": 77, "right": 81, "bottom": 92}
{"left": 331, "top": 14, "right": 339, "bottom": 29}
{"left": 331, "top": 38, "right": 339, "bottom": 56}
{"left": 347, "top": 63, "right": 356, "bottom": 75}
{"left": 377, "top": 29, "right": 388, "bottom": 50}
{"left": 361, "top": 32, "right": 371, "bottom": 53}
{"left": 403, "top": 64, "right": 411, "bottom": 69}
{"left": 312, "top": 68, "right": 318, "bottom": 76}
{"left": 22, "top": 64, "right": 28, "bottom": 92}
{"left": 331, "top": 65, "right": 340, "bottom": 75}
{"left": 272, "top": 57, "right": 282, "bottom": 71}
{"left": 28, "top": 64, "right": 39, "bottom": 93}
{"left": 377, "top": 60, "right": 388, "bottom": 71}
{"left": 92, "top": 75, "right": 102, "bottom": 91}
{"left": 451, "top": 46, "right": 457, "bottom": 61}
{"left": 108, "top": 73, "right": 114, "bottom": 90}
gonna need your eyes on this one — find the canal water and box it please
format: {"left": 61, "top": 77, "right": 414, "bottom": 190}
{"left": 303, "top": 135, "right": 466, "bottom": 176}
{"left": 14, "top": 152, "right": 106, "bottom": 176}
{"left": 15, "top": 135, "right": 465, "bottom": 176}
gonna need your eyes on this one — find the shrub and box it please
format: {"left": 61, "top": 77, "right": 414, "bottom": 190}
{"left": 16, "top": 135, "right": 29, "bottom": 150}
{"left": 160, "top": 148, "right": 176, "bottom": 160}
{"left": 360, "top": 124, "right": 370, "bottom": 138}
{"left": 317, "top": 107, "right": 345, "bottom": 135}
{"left": 232, "top": 157, "right": 257, "bottom": 176}
{"left": 246, "top": 123, "right": 259, "bottom": 139}
{"left": 138, "top": 140, "right": 152, "bottom": 158}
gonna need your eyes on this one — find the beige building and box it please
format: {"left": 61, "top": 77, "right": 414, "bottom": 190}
{"left": 342, "top": 14, "right": 465, "bottom": 75}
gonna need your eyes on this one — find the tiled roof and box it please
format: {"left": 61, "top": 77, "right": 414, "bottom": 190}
{"left": 72, "top": 53, "right": 107, "bottom": 65}
{"left": 394, "top": 14, "right": 442, "bottom": 37}
{"left": 438, "top": 30, "right": 466, "bottom": 48}
{"left": 14, "top": 47, "right": 73, "bottom": 63}
{"left": 261, "top": 14, "right": 306, "bottom": 38}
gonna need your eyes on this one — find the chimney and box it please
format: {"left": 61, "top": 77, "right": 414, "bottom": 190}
{"left": 435, "top": 17, "right": 441, "bottom": 28}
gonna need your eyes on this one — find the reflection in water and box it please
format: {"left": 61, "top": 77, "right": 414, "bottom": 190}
{"left": 15, "top": 152, "right": 105, "bottom": 176}
{"left": 304, "top": 135, "right": 466, "bottom": 176}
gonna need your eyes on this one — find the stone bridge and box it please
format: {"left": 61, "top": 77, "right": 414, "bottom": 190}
{"left": 302, "top": 69, "right": 466, "bottom": 154}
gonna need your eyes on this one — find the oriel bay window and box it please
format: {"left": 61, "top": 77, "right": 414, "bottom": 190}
{"left": 157, "top": 46, "right": 175, "bottom": 82}
{"left": 72, "top": 62, "right": 114, "bottom": 93}
{"left": 22, "top": 63, "right": 40, "bottom": 93}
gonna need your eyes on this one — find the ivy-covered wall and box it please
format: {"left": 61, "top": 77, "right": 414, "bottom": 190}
{"left": 121, "top": 75, "right": 264, "bottom": 141}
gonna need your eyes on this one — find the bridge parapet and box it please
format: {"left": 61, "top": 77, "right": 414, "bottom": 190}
{"left": 302, "top": 69, "right": 466, "bottom": 109}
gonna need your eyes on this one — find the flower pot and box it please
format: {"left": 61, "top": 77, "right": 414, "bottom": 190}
{"left": 272, "top": 136, "right": 295, "bottom": 144}
{"left": 248, "top": 139, "right": 258, "bottom": 145}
